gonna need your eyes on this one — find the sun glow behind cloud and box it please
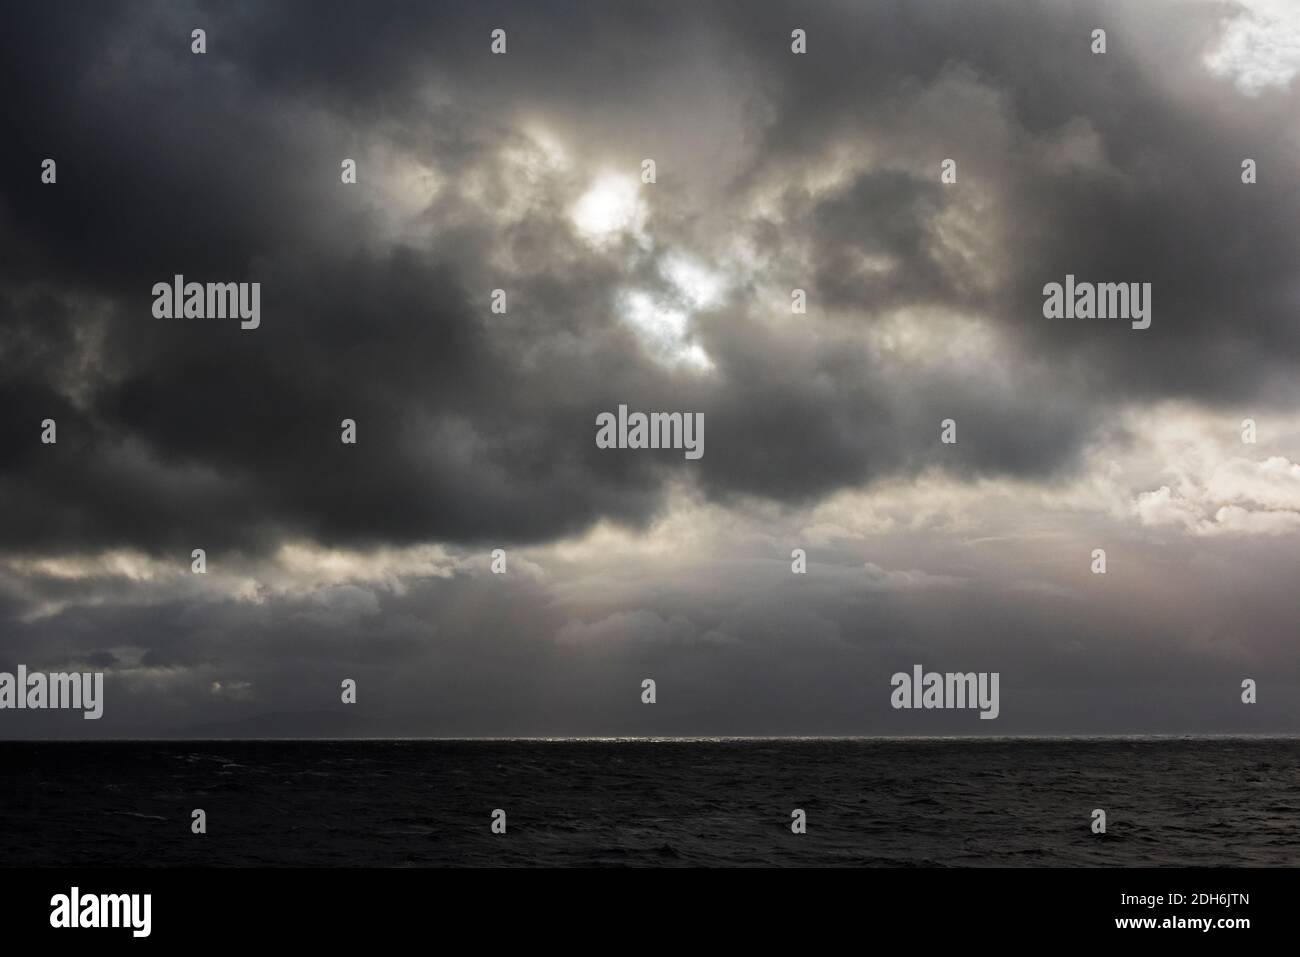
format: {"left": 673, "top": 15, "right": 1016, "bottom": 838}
{"left": 569, "top": 173, "right": 646, "bottom": 244}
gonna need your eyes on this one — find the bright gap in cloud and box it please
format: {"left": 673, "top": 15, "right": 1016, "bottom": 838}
{"left": 613, "top": 254, "right": 725, "bottom": 371}
{"left": 1204, "top": 0, "right": 1300, "bottom": 95}
{"left": 617, "top": 290, "right": 713, "bottom": 371}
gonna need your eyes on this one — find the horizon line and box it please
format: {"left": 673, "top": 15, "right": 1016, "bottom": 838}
{"left": 3, "top": 733, "right": 1299, "bottom": 743}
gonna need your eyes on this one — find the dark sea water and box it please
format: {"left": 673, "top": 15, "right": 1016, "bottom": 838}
{"left": 2, "top": 737, "right": 1297, "bottom": 867}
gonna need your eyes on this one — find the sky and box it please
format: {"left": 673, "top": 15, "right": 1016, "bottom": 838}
{"left": 1, "top": 0, "right": 1299, "bottom": 737}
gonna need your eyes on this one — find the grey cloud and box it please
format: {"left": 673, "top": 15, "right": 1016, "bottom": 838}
{"left": 2, "top": 0, "right": 1299, "bottom": 735}
{"left": 3, "top": 0, "right": 1297, "bottom": 557}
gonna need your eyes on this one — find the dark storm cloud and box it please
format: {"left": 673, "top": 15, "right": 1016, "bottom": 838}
{"left": 719, "top": 0, "right": 1300, "bottom": 400}
{"left": 1, "top": 0, "right": 1296, "bottom": 560}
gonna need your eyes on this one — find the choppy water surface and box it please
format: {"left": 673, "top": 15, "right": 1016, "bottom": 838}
{"left": 2, "top": 737, "right": 1296, "bottom": 866}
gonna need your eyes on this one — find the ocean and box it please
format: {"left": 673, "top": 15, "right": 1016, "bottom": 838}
{"left": 2, "top": 737, "right": 1297, "bottom": 867}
